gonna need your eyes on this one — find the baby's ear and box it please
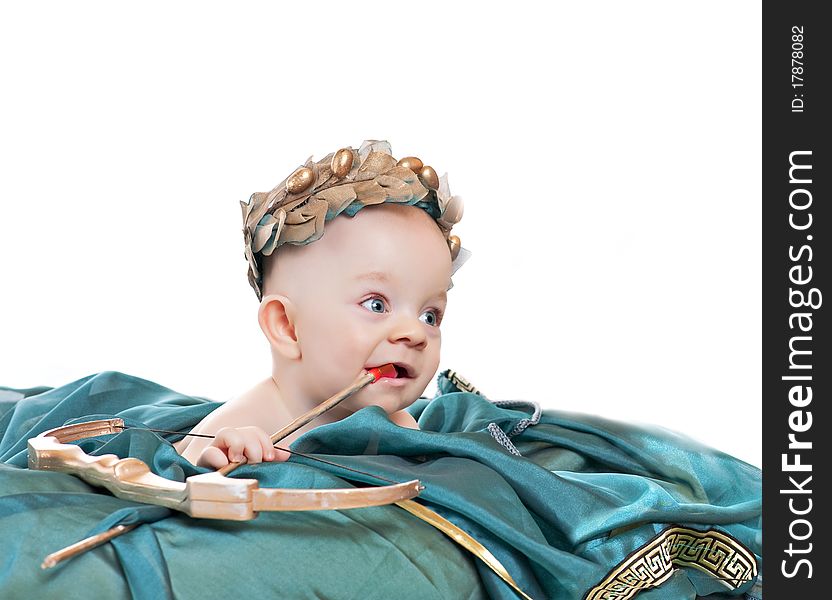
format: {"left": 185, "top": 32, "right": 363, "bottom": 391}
{"left": 258, "top": 294, "right": 301, "bottom": 360}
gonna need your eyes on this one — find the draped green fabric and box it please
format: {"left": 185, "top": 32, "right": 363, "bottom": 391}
{"left": 0, "top": 371, "right": 762, "bottom": 600}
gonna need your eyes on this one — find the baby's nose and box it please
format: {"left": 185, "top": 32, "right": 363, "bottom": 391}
{"left": 388, "top": 316, "right": 427, "bottom": 348}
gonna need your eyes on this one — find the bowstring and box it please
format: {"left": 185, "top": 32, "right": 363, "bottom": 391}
{"left": 114, "top": 425, "right": 403, "bottom": 486}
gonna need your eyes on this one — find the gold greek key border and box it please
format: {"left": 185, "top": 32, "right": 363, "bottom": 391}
{"left": 446, "top": 370, "right": 483, "bottom": 396}
{"left": 583, "top": 525, "right": 758, "bottom": 600}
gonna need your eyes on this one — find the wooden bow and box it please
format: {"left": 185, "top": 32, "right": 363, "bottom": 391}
{"left": 28, "top": 418, "right": 421, "bottom": 520}
{"left": 28, "top": 365, "right": 421, "bottom": 568}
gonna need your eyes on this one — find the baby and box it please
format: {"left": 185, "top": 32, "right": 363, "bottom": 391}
{"left": 175, "top": 141, "right": 466, "bottom": 468}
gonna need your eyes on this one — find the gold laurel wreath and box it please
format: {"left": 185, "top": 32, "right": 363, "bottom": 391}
{"left": 241, "top": 140, "right": 465, "bottom": 301}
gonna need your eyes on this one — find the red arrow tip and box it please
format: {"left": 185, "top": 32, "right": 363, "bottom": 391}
{"left": 368, "top": 363, "right": 397, "bottom": 382}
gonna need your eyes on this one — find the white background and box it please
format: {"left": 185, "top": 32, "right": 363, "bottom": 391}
{"left": 0, "top": 2, "right": 761, "bottom": 466}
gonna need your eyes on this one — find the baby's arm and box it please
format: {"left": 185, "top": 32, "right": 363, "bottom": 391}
{"left": 175, "top": 393, "right": 290, "bottom": 467}
{"left": 197, "top": 426, "right": 290, "bottom": 469}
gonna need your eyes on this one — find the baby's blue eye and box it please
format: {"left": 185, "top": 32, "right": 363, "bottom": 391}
{"left": 361, "top": 297, "right": 386, "bottom": 313}
{"left": 420, "top": 310, "right": 440, "bottom": 327}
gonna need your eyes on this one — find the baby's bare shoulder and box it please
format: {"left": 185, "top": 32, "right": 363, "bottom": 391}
{"left": 389, "top": 410, "right": 420, "bottom": 430}
{"left": 175, "top": 379, "right": 286, "bottom": 458}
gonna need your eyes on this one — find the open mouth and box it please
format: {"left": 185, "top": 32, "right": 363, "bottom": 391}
{"left": 393, "top": 364, "right": 411, "bottom": 378}
{"left": 368, "top": 363, "right": 414, "bottom": 379}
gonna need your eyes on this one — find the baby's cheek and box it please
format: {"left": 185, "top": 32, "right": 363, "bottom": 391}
{"left": 313, "top": 331, "right": 367, "bottom": 392}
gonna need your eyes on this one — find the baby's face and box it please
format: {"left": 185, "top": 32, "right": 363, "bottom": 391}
{"left": 265, "top": 203, "right": 453, "bottom": 415}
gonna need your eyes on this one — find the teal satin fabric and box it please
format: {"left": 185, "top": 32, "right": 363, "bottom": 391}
{"left": 0, "top": 371, "right": 761, "bottom": 599}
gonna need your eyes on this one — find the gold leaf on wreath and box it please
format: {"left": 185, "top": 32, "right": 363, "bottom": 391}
{"left": 315, "top": 185, "right": 358, "bottom": 214}
{"left": 352, "top": 180, "right": 390, "bottom": 206}
{"left": 438, "top": 195, "right": 464, "bottom": 230}
{"left": 243, "top": 230, "right": 259, "bottom": 279}
{"left": 280, "top": 218, "right": 321, "bottom": 245}
{"left": 373, "top": 175, "right": 414, "bottom": 202}
{"left": 355, "top": 151, "right": 398, "bottom": 181}
{"left": 253, "top": 212, "right": 280, "bottom": 253}
{"left": 437, "top": 173, "right": 451, "bottom": 212}
{"left": 384, "top": 166, "right": 429, "bottom": 200}
{"left": 358, "top": 140, "right": 392, "bottom": 164}
{"left": 284, "top": 206, "right": 315, "bottom": 225}
{"left": 280, "top": 197, "right": 327, "bottom": 244}
{"left": 245, "top": 191, "right": 273, "bottom": 232}
{"left": 259, "top": 209, "right": 286, "bottom": 256}
{"left": 385, "top": 165, "right": 419, "bottom": 184}
{"left": 284, "top": 197, "right": 325, "bottom": 225}
{"left": 313, "top": 162, "right": 334, "bottom": 192}
{"left": 280, "top": 195, "right": 313, "bottom": 213}
{"left": 265, "top": 187, "right": 288, "bottom": 212}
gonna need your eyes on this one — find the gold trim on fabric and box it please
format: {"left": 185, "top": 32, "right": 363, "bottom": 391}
{"left": 396, "top": 499, "right": 534, "bottom": 600}
{"left": 446, "top": 370, "right": 483, "bottom": 396}
{"left": 583, "top": 525, "right": 758, "bottom": 600}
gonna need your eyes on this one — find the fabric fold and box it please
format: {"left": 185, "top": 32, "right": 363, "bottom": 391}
{"left": 0, "top": 370, "right": 761, "bottom": 599}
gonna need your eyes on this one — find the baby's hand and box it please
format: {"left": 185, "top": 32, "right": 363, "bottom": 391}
{"left": 196, "top": 426, "right": 290, "bottom": 469}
